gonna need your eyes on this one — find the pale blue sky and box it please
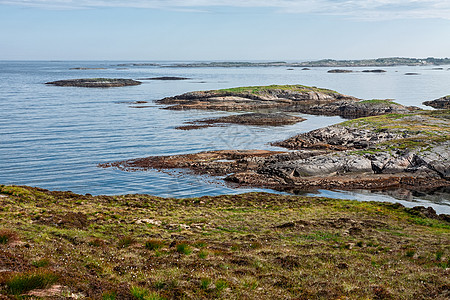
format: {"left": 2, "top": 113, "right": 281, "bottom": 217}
{"left": 1, "top": 0, "right": 450, "bottom": 60}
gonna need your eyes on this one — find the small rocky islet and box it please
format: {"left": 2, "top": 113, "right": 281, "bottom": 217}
{"left": 45, "top": 78, "right": 142, "bottom": 88}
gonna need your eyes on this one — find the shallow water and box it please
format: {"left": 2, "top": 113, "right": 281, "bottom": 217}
{"left": 0, "top": 61, "right": 449, "bottom": 213}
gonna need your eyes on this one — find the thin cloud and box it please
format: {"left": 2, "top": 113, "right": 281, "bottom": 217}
{"left": 1, "top": 0, "right": 450, "bottom": 20}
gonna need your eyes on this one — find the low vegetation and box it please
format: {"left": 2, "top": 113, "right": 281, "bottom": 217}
{"left": 214, "top": 84, "right": 339, "bottom": 96}
{"left": 0, "top": 185, "right": 449, "bottom": 299}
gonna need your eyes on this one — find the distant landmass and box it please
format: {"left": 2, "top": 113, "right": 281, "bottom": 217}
{"left": 115, "top": 57, "right": 450, "bottom": 68}
{"left": 170, "top": 57, "right": 450, "bottom": 68}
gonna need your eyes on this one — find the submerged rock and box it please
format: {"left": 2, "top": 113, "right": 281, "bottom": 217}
{"left": 45, "top": 78, "right": 141, "bottom": 87}
{"left": 423, "top": 95, "right": 450, "bottom": 109}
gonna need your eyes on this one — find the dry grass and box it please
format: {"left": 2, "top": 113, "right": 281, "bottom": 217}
{"left": 0, "top": 185, "right": 449, "bottom": 299}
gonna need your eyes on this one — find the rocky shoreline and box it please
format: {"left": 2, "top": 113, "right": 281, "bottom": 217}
{"left": 156, "top": 85, "right": 416, "bottom": 118}
{"left": 423, "top": 95, "right": 450, "bottom": 109}
{"left": 100, "top": 109, "right": 450, "bottom": 194}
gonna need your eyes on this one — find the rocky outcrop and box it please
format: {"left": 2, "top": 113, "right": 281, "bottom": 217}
{"left": 45, "top": 78, "right": 141, "bottom": 88}
{"left": 156, "top": 85, "right": 415, "bottom": 118}
{"left": 304, "top": 100, "right": 416, "bottom": 118}
{"left": 99, "top": 110, "right": 450, "bottom": 193}
{"left": 423, "top": 95, "right": 450, "bottom": 109}
{"left": 176, "top": 113, "right": 306, "bottom": 130}
{"left": 272, "top": 124, "right": 407, "bottom": 150}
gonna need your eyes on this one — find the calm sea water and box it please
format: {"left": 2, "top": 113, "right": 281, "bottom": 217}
{"left": 0, "top": 61, "right": 449, "bottom": 213}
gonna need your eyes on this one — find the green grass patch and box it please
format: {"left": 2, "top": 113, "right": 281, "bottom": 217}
{"left": 215, "top": 84, "right": 339, "bottom": 96}
{"left": 5, "top": 270, "right": 58, "bottom": 295}
{"left": 176, "top": 242, "right": 192, "bottom": 255}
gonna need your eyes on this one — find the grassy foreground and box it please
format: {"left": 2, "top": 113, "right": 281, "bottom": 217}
{"left": 0, "top": 185, "right": 449, "bottom": 299}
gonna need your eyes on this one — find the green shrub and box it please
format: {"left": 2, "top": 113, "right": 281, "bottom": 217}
{"left": 32, "top": 259, "right": 50, "bottom": 268}
{"left": 130, "top": 286, "right": 165, "bottom": 300}
{"left": 198, "top": 250, "right": 208, "bottom": 259}
{"left": 200, "top": 278, "right": 211, "bottom": 290}
{"left": 176, "top": 243, "right": 192, "bottom": 255}
{"left": 118, "top": 236, "right": 136, "bottom": 248}
{"left": 215, "top": 279, "right": 228, "bottom": 292}
{"left": 406, "top": 249, "right": 416, "bottom": 258}
{"left": 6, "top": 270, "right": 58, "bottom": 295}
{"left": 130, "top": 286, "right": 150, "bottom": 299}
{"left": 145, "top": 239, "right": 164, "bottom": 251}
{"left": 435, "top": 250, "right": 444, "bottom": 261}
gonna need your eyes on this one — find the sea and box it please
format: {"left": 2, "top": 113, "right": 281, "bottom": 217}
{"left": 0, "top": 61, "right": 449, "bottom": 213}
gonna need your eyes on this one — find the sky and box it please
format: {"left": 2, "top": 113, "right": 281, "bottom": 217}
{"left": 0, "top": 0, "right": 450, "bottom": 60}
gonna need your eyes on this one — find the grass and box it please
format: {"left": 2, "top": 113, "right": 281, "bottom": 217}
{"left": 3, "top": 270, "right": 58, "bottom": 295}
{"left": 0, "top": 185, "right": 448, "bottom": 299}
{"left": 145, "top": 239, "right": 164, "bottom": 250}
{"left": 214, "top": 84, "right": 339, "bottom": 96}
{"left": 358, "top": 99, "right": 402, "bottom": 106}
{"left": 176, "top": 242, "right": 192, "bottom": 255}
{"left": 117, "top": 235, "right": 136, "bottom": 248}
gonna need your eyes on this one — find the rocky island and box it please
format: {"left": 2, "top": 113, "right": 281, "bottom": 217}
{"left": 157, "top": 85, "right": 416, "bottom": 118}
{"left": 45, "top": 78, "right": 142, "bottom": 88}
{"left": 101, "top": 109, "right": 450, "bottom": 194}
